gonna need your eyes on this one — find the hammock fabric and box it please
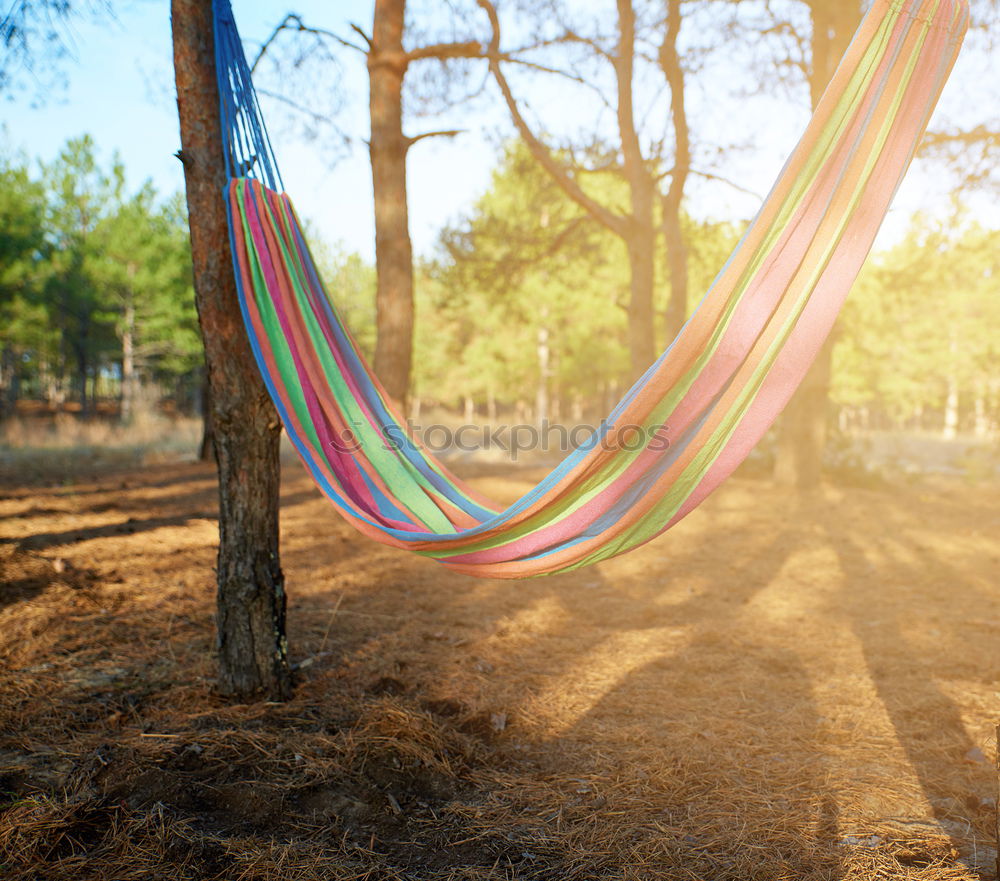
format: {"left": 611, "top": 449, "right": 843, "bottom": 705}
{"left": 211, "top": 0, "right": 967, "bottom": 579}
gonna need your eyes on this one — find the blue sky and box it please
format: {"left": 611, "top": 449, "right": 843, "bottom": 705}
{"left": 2, "top": 0, "right": 993, "bottom": 263}
{"left": 3, "top": 0, "right": 498, "bottom": 261}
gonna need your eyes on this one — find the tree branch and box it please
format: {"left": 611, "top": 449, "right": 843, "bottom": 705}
{"left": 406, "top": 37, "right": 597, "bottom": 94}
{"left": 251, "top": 13, "right": 364, "bottom": 73}
{"left": 922, "top": 124, "right": 1000, "bottom": 150}
{"left": 561, "top": 29, "right": 614, "bottom": 63}
{"left": 348, "top": 22, "right": 373, "bottom": 51}
{"left": 406, "top": 40, "right": 483, "bottom": 63}
{"left": 255, "top": 86, "right": 342, "bottom": 128}
{"left": 691, "top": 167, "right": 762, "bottom": 201}
{"left": 476, "top": 0, "right": 628, "bottom": 238}
{"left": 405, "top": 129, "right": 465, "bottom": 148}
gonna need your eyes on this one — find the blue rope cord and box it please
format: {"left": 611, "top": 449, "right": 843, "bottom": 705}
{"left": 211, "top": 0, "right": 284, "bottom": 192}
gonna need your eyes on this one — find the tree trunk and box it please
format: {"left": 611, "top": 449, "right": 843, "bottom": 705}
{"left": 616, "top": 0, "right": 657, "bottom": 377}
{"left": 773, "top": 0, "right": 861, "bottom": 489}
{"left": 121, "top": 295, "right": 138, "bottom": 424}
{"left": 369, "top": 0, "right": 414, "bottom": 411}
{"left": 0, "top": 345, "right": 17, "bottom": 418}
{"left": 773, "top": 341, "right": 831, "bottom": 487}
{"left": 536, "top": 322, "right": 551, "bottom": 428}
{"left": 487, "top": 387, "right": 497, "bottom": 423}
{"left": 943, "top": 377, "right": 960, "bottom": 440}
{"left": 76, "top": 349, "right": 89, "bottom": 418}
{"left": 660, "top": 0, "right": 690, "bottom": 344}
{"left": 199, "top": 368, "right": 215, "bottom": 461}
{"left": 625, "top": 228, "right": 656, "bottom": 377}
{"left": 973, "top": 387, "right": 988, "bottom": 438}
{"left": 172, "top": 0, "right": 291, "bottom": 701}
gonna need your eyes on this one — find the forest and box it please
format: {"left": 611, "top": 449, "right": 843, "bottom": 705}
{"left": 0, "top": 136, "right": 200, "bottom": 420}
{"left": 2, "top": 136, "right": 996, "bottom": 443}
{"left": 2, "top": 0, "right": 999, "bottom": 879}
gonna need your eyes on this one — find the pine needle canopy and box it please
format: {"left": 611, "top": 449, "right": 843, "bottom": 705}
{"left": 211, "top": 0, "right": 969, "bottom": 578}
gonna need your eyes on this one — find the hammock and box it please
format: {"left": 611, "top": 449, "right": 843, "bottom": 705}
{"left": 211, "top": 0, "right": 967, "bottom": 578}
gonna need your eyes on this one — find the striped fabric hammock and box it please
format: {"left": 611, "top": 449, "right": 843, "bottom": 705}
{"left": 212, "top": 0, "right": 968, "bottom": 578}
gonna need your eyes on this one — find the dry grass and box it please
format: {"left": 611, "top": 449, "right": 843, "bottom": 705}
{"left": 0, "top": 454, "right": 997, "bottom": 879}
{"left": 0, "top": 413, "right": 203, "bottom": 486}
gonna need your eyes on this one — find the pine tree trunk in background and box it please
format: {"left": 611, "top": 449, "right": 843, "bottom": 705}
{"left": 615, "top": 0, "right": 656, "bottom": 379}
{"left": 973, "top": 388, "right": 988, "bottom": 438}
{"left": 536, "top": 315, "right": 551, "bottom": 428}
{"left": 942, "top": 331, "right": 960, "bottom": 440}
{"left": 76, "top": 349, "right": 89, "bottom": 418}
{"left": 0, "top": 345, "right": 16, "bottom": 418}
{"left": 172, "top": 0, "right": 291, "bottom": 701}
{"left": 943, "top": 377, "right": 960, "bottom": 439}
{"left": 660, "top": 0, "right": 691, "bottom": 344}
{"left": 773, "top": 0, "right": 861, "bottom": 489}
{"left": 370, "top": 0, "right": 414, "bottom": 412}
{"left": 121, "top": 296, "right": 137, "bottom": 424}
{"left": 626, "top": 232, "right": 657, "bottom": 378}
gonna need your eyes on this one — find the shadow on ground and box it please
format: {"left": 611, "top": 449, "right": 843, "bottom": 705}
{"left": 0, "top": 459, "right": 996, "bottom": 880}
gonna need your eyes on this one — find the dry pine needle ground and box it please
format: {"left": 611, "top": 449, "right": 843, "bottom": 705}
{"left": 0, "top": 455, "right": 997, "bottom": 880}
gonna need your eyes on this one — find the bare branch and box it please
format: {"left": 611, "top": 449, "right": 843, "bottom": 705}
{"left": 496, "top": 54, "right": 611, "bottom": 109}
{"left": 256, "top": 86, "right": 342, "bottom": 129}
{"left": 561, "top": 29, "right": 614, "bottom": 63}
{"left": 251, "top": 13, "right": 364, "bottom": 73}
{"left": 349, "top": 22, "right": 374, "bottom": 51}
{"left": 406, "top": 40, "right": 483, "bottom": 63}
{"left": 406, "top": 37, "right": 595, "bottom": 94}
{"left": 476, "top": 0, "right": 628, "bottom": 238}
{"left": 922, "top": 124, "right": 1000, "bottom": 150}
{"left": 690, "top": 168, "right": 762, "bottom": 201}
{"left": 405, "top": 129, "right": 465, "bottom": 148}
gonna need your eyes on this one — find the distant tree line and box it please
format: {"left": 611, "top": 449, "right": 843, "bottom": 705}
{"left": 0, "top": 136, "right": 202, "bottom": 421}
{"left": 338, "top": 142, "right": 1000, "bottom": 442}
{"left": 3, "top": 132, "right": 995, "bottom": 442}
{"left": 835, "top": 212, "right": 1000, "bottom": 440}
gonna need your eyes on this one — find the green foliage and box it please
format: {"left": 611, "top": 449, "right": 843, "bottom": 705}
{"left": 418, "top": 141, "right": 742, "bottom": 413}
{"left": 0, "top": 135, "right": 199, "bottom": 413}
{"left": 0, "top": 146, "right": 51, "bottom": 363}
{"left": 306, "top": 230, "right": 378, "bottom": 361}
{"left": 4, "top": 134, "right": 994, "bottom": 441}
{"left": 0, "top": 0, "right": 114, "bottom": 99}
{"left": 834, "top": 209, "right": 1000, "bottom": 431}
{"left": 92, "top": 186, "right": 201, "bottom": 378}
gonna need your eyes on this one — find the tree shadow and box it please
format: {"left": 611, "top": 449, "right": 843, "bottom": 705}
{"left": 3, "top": 491, "right": 317, "bottom": 553}
{"left": 817, "top": 503, "right": 996, "bottom": 876}
{"left": 515, "top": 529, "right": 847, "bottom": 879}
{"left": 6, "top": 459, "right": 993, "bottom": 878}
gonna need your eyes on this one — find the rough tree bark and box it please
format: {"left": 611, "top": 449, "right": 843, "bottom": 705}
{"left": 773, "top": 0, "right": 861, "bottom": 489}
{"left": 198, "top": 370, "right": 215, "bottom": 461}
{"left": 369, "top": 0, "right": 415, "bottom": 412}
{"left": 172, "top": 0, "right": 291, "bottom": 700}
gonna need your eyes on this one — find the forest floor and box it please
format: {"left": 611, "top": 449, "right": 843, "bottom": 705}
{"left": 0, "top": 448, "right": 998, "bottom": 880}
